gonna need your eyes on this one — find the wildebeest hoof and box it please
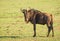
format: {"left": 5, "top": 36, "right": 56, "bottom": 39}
{"left": 33, "top": 35, "right": 36, "bottom": 37}
{"left": 47, "top": 35, "right": 49, "bottom": 37}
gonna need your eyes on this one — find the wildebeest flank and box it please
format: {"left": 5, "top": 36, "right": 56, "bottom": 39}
{"left": 21, "top": 8, "right": 54, "bottom": 37}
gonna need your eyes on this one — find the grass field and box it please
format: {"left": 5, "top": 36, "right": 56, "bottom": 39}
{"left": 0, "top": 0, "right": 60, "bottom": 41}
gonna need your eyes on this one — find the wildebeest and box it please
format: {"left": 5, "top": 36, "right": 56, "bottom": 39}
{"left": 21, "top": 8, "right": 54, "bottom": 37}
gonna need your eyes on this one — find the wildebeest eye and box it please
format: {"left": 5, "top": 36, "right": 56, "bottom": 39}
{"left": 22, "top": 11, "right": 25, "bottom": 13}
{"left": 20, "top": 8, "right": 26, "bottom": 13}
{"left": 23, "top": 10, "right": 27, "bottom": 14}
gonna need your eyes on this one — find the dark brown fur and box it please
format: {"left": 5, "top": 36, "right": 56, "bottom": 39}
{"left": 21, "top": 9, "right": 54, "bottom": 37}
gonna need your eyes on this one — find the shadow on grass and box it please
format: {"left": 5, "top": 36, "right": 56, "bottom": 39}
{"left": 0, "top": 36, "right": 20, "bottom": 38}
{"left": 39, "top": 36, "right": 46, "bottom": 37}
{"left": 22, "top": 35, "right": 46, "bottom": 38}
{"left": 0, "top": 35, "right": 46, "bottom": 38}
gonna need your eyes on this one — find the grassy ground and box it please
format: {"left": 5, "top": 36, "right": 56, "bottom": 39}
{"left": 0, "top": 0, "right": 60, "bottom": 41}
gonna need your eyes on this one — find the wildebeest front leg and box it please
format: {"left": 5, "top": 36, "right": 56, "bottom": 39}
{"left": 33, "top": 19, "right": 36, "bottom": 37}
{"left": 33, "top": 23, "right": 36, "bottom": 37}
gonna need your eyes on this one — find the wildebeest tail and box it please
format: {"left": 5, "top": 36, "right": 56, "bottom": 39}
{"left": 50, "top": 14, "right": 53, "bottom": 26}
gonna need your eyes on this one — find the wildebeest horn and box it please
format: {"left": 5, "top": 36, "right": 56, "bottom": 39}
{"left": 27, "top": 7, "right": 31, "bottom": 11}
{"left": 28, "top": 7, "right": 31, "bottom": 9}
{"left": 20, "top": 8, "right": 23, "bottom": 11}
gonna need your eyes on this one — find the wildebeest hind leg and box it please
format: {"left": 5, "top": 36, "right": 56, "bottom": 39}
{"left": 47, "top": 23, "right": 52, "bottom": 37}
{"left": 47, "top": 27, "right": 52, "bottom": 37}
{"left": 51, "top": 24, "right": 54, "bottom": 37}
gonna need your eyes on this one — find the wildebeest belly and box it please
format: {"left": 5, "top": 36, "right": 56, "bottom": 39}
{"left": 36, "top": 21, "right": 46, "bottom": 25}
{"left": 36, "top": 16, "right": 47, "bottom": 25}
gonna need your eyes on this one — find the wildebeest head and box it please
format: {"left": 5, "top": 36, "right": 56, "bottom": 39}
{"left": 26, "top": 9, "right": 35, "bottom": 23}
{"left": 20, "top": 9, "right": 27, "bottom": 22}
{"left": 21, "top": 8, "right": 35, "bottom": 23}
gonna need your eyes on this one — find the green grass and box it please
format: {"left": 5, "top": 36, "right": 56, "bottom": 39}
{"left": 0, "top": 0, "right": 60, "bottom": 41}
